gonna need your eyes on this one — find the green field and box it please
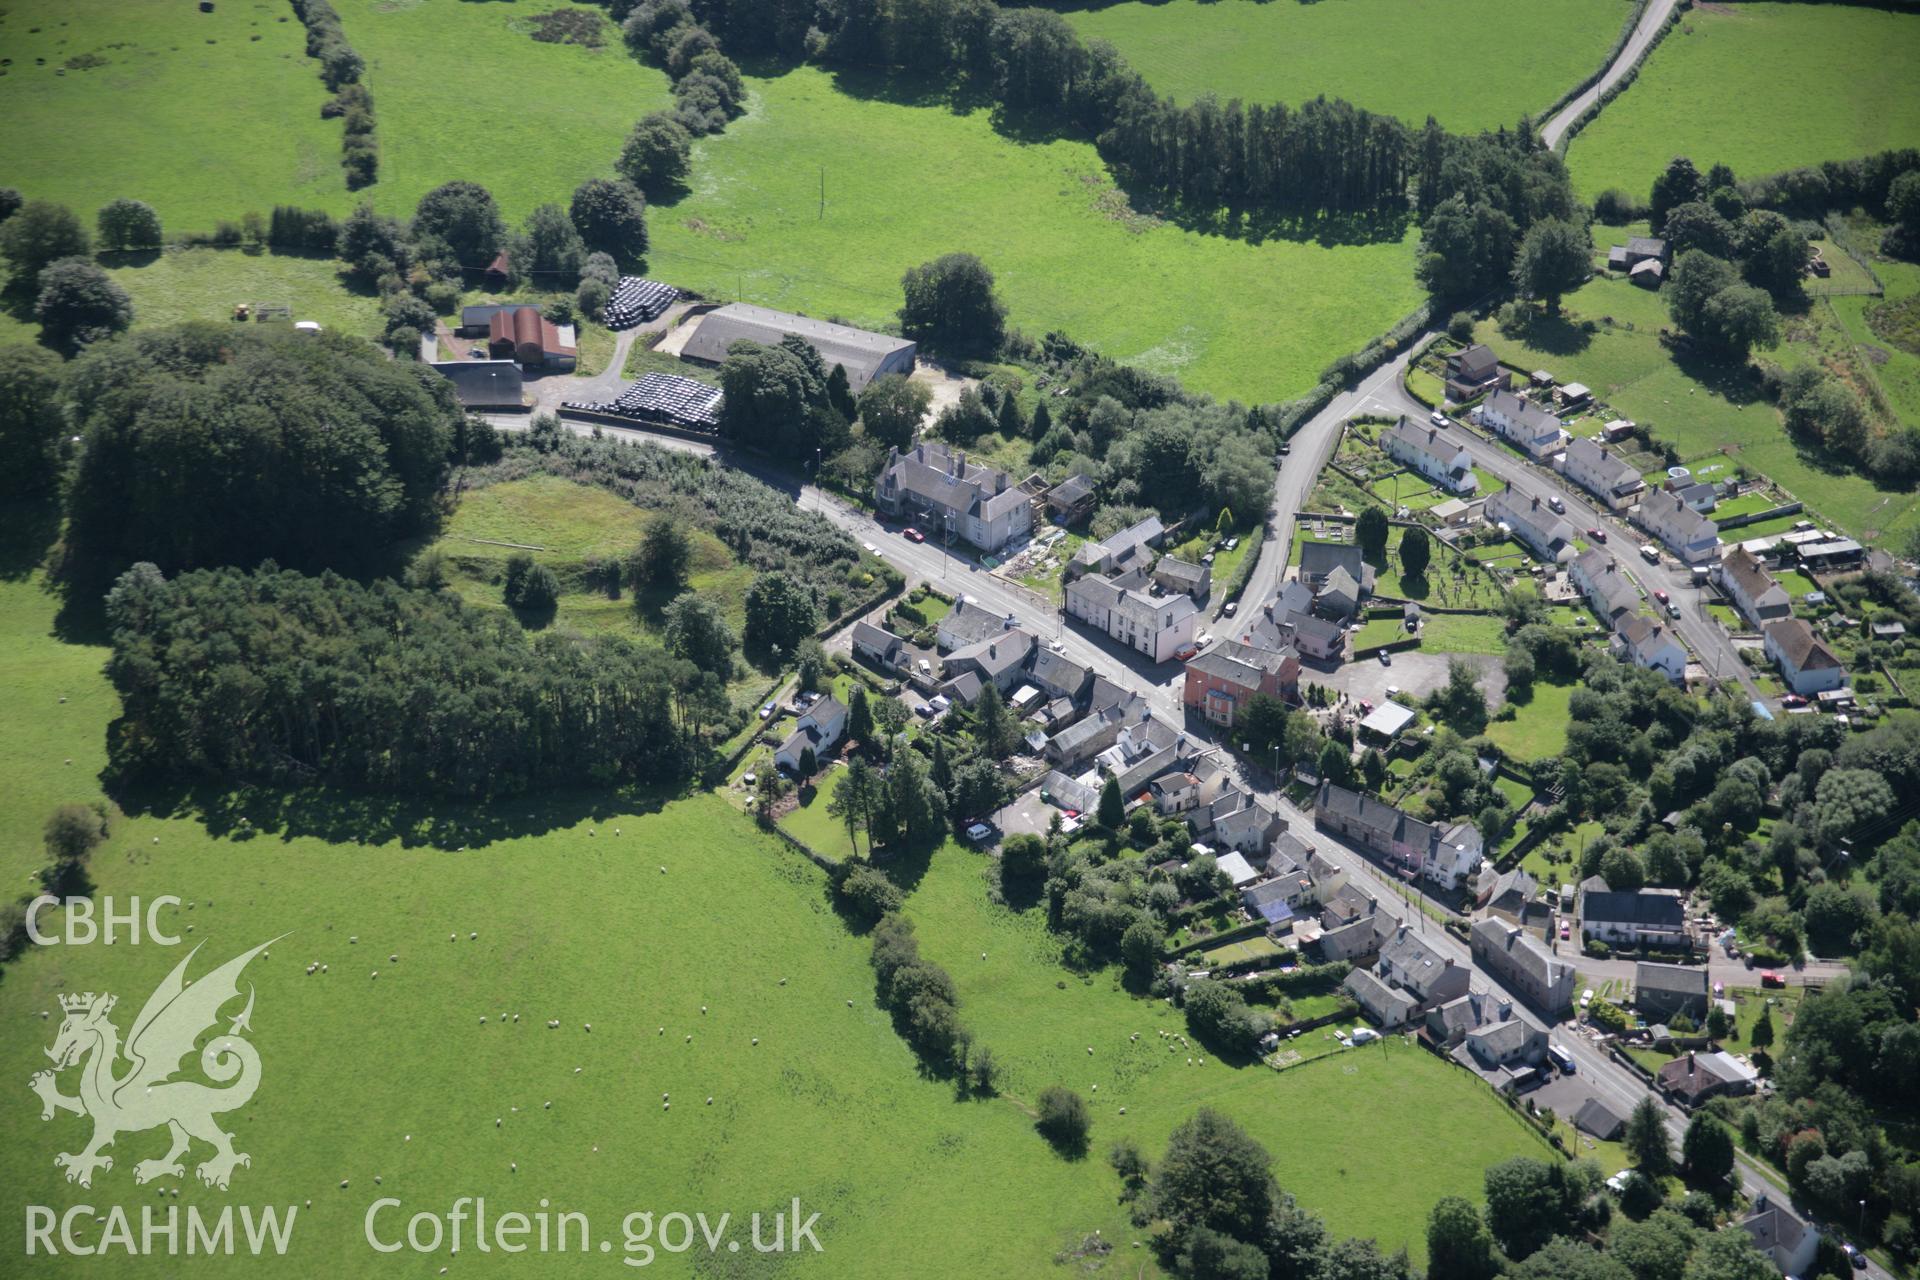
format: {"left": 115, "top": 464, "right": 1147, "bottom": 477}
{"left": 426, "top": 474, "right": 756, "bottom": 641}
{"left": 340, "top": 0, "right": 672, "bottom": 224}
{"left": 900, "top": 844, "right": 1553, "bottom": 1264}
{"left": 646, "top": 65, "right": 1423, "bottom": 403}
{"left": 1568, "top": 3, "right": 1920, "bottom": 200}
{"left": 0, "top": 577, "right": 1159, "bottom": 1277}
{"left": 1473, "top": 274, "right": 1920, "bottom": 544}
{"left": 104, "top": 247, "right": 384, "bottom": 338}
{"left": 0, "top": 0, "right": 346, "bottom": 235}
{"left": 1059, "top": 0, "right": 1629, "bottom": 133}
{"left": 1487, "top": 680, "right": 1576, "bottom": 762}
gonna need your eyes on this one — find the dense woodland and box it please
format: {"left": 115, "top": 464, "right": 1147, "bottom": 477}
{"left": 104, "top": 563, "right": 727, "bottom": 799}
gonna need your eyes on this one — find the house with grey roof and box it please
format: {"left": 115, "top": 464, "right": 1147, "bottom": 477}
{"left": 1480, "top": 390, "right": 1565, "bottom": 461}
{"left": 1561, "top": 437, "right": 1645, "bottom": 510}
{"left": 850, "top": 620, "right": 904, "bottom": 670}
{"left": 1344, "top": 968, "right": 1420, "bottom": 1028}
{"left": 1298, "top": 542, "right": 1369, "bottom": 592}
{"left": 942, "top": 630, "right": 1035, "bottom": 697}
{"left": 1607, "top": 236, "right": 1668, "bottom": 274}
{"left": 1383, "top": 417, "right": 1477, "bottom": 493}
{"left": 1580, "top": 888, "right": 1688, "bottom": 949}
{"left": 1742, "top": 1195, "right": 1820, "bottom": 1278}
{"left": 1470, "top": 918, "right": 1575, "bottom": 1014}
{"left": 1570, "top": 548, "right": 1640, "bottom": 621}
{"left": 1763, "top": 617, "right": 1846, "bottom": 696}
{"left": 1065, "top": 565, "right": 1199, "bottom": 664}
{"left": 1071, "top": 516, "right": 1164, "bottom": 577}
{"left": 774, "top": 696, "right": 848, "bottom": 773}
{"left": 1635, "top": 961, "right": 1709, "bottom": 1024}
{"left": 1635, "top": 489, "right": 1722, "bottom": 565}
{"left": 1486, "top": 487, "right": 1578, "bottom": 563}
{"left": 1314, "top": 781, "right": 1439, "bottom": 880}
{"left": 1611, "top": 614, "right": 1689, "bottom": 682}
{"left": 1466, "top": 1016, "right": 1549, "bottom": 1073}
{"left": 1444, "top": 343, "right": 1507, "bottom": 402}
{"left": 1573, "top": 1097, "right": 1626, "bottom": 1140}
{"left": 1027, "top": 648, "right": 1092, "bottom": 702}
{"left": 875, "top": 442, "right": 1033, "bottom": 553}
{"left": 1716, "top": 547, "right": 1792, "bottom": 628}
{"left": 1045, "top": 473, "right": 1097, "bottom": 525}
{"left": 679, "top": 302, "right": 915, "bottom": 393}
{"left": 1153, "top": 556, "right": 1211, "bottom": 600}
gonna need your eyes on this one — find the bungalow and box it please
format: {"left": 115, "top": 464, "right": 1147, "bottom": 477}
{"left": 1444, "top": 343, "right": 1509, "bottom": 402}
{"left": 1715, "top": 548, "right": 1792, "bottom": 628}
{"left": 1635, "top": 490, "right": 1722, "bottom": 565}
{"left": 1314, "top": 780, "right": 1438, "bottom": 880}
{"left": 1656, "top": 1050, "right": 1758, "bottom": 1108}
{"left": 1742, "top": 1196, "right": 1821, "bottom": 1279}
{"left": 1383, "top": 417, "right": 1478, "bottom": 493}
{"left": 1183, "top": 640, "right": 1302, "bottom": 726}
{"left": 1479, "top": 390, "right": 1565, "bottom": 461}
{"left": 1580, "top": 888, "right": 1688, "bottom": 949}
{"left": 1484, "top": 488, "right": 1578, "bottom": 563}
{"left": 1560, "top": 437, "right": 1645, "bottom": 511}
{"left": 1635, "top": 962, "right": 1709, "bottom": 1025}
{"left": 1570, "top": 548, "right": 1640, "bottom": 621}
{"left": 774, "top": 696, "right": 849, "bottom": 772}
{"left": 1465, "top": 1016, "right": 1549, "bottom": 1072}
{"left": 1611, "top": 615, "right": 1689, "bottom": 682}
{"left": 1153, "top": 556, "right": 1212, "bottom": 600}
{"left": 850, "top": 620, "right": 905, "bottom": 670}
{"left": 1470, "top": 918, "right": 1576, "bottom": 1014}
{"left": 1763, "top": 617, "right": 1846, "bottom": 696}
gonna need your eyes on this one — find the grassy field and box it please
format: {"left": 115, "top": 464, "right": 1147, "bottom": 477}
{"left": 1058, "top": 0, "right": 1629, "bottom": 133}
{"left": 103, "top": 247, "right": 385, "bottom": 337}
{"left": 425, "top": 474, "right": 755, "bottom": 641}
{"left": 1487, "top": 680, "right": 1576, "bottom": 762}
{"left": 1567, "top": 3, "right": 1920, "bottom": 201}
{"left": 901, "top": 844, "right": 1553, "bottom": 1264}
{"left": 0, "top": 0, "right": 346, "bottom": 234}
{"left": 647, "top": 65, "right": 1423, "bottom": 404}
{"left": 340, "top": 0, "right": 672, "bottom": 224}
{"left": 1473, "top": 273, "right": 1920, "bottom": 545}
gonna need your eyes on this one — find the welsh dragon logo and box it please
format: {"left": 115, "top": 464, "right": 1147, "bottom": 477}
{"left": 30, "top": 938, "right": 281, "bottom": 1190}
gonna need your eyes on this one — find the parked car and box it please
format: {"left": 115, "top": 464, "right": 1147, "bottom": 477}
{"left": 742, "top": 771, "right": 756, "bottom": 786}
{"left": 1547, "top": 495, "right": 1565, "bottom": 514}
{"left": 1378, "top": 650, "right": 1392, "bottom": 666}
{"left": 1588, "top": 527, "right": 1607, "bottom": 544}
{"left": 1580, "top": 988, "right": 1594, "bottom": 1009}
{"left": 759, "top": 702, "right": 776, "bottom": 720}
{"left": 1781, "top": 694, "right": 1807, "bottom": 708}
{"left": 1223, "top": 601, "right": 1237, "bottom": 616}
{"left": 918, "top": 658, "right": 933, "bottom": 676}
{"left": 904, "top": 527, "right": 926, "bottom": 543}
{"left": 1196, "top": 632, "right": 1214, "bottom": 649}
{"left": 1653, "top": 589, "right": 1670, "bottom": 605}
{"left": 1666, "top": 601, "right": 1681, "bottom": 619}
{"left": 1640, "top": 544, "right": 1661, "bottom": 565}
{"left": 913, "top": 703, "right": 933, "bottom": 718}
{"left": 928, "top": 695, "right": 952, "bottom": 713}
{"left": 1760, "top": 970, "right": 1786, "bottom": 989}
{"left": 1174, "top": 643, "right": 1199, "bottom": 661}
{"left": 1224, "top": 537, "right": 1239, "bottom": 551}
{"left": 1430, "top": 410, "right": 1448, "bottom": 427}
{"left": 1560, "top": 921, "right": 1571, "bottom": 940}
{"left": 863, "top": 542, "right": 879, "bottom": 554}
{"left": 1047, "top": 637, "right": 1066, "bottom": 652}
{"left": 1843, "top": 1243, "right": 1867, "bottom": 1271}
{"left": 964, "top": 822, "right": 993, "bottom": 844}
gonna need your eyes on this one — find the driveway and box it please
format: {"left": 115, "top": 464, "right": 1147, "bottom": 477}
{"left": 1315, "top": 649, "right": 1507, "bottom": 711}
{"left": 993, "top": 789, "right": 1060, "bottom": 843}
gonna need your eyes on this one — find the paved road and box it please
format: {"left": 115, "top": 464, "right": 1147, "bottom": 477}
{"left": 1541, "top": 0, "right": 1682, "bottom": 150}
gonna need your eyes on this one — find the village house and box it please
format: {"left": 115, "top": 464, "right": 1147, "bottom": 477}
{"left": 937, "top": 596, "right": 1019, "bottom": 652}
{"left": 941, "top": 630, "right": 1036, "bottom": 699}
{"left": 1560, "top": 437, "right": 1645, "bottom": 511}
{"left": 1313, "top": 781, "right": 1438, "bottom": 880}
{"left": 1608, "top": 235, "right": 1669, "bottom": 275}
{"left": 1344, "top": 924, "right": 1471, "bottom": 1029}
{"left": 774, "top": 696, "right": 849, "bottom": 773}
{"left": 1311, "top": 885, "right": 1399, "bottom": 963}
{"left": 1297, "top": 542, "right": 1371, "bottom": 593}
{"left": 1485, "top": 487, "right": 1578, "bottom": 563}
{"left": 1444, "top": 343, "right": 1508, "bottom": 402}
{"left": 850, "top": 620, "right": 905, "bottom": 670}
{"left": 1635, "top": 962, "right": 1709, "bottom": 1025}
{"left": 1656, "top": 1050, "right": 1758, "bottom": 1109}
{"left": 1715, "top": 548, "right": 1792, "bottom": 628}
{"left": 1069, "top": 515, "right": 1163, "bottom": 577}
{"left": 1478, "top": 866, "right": 1549, "bottom": 932}
{"left": 1479, "top": 390, "right": 1565, "bottom": 461}
{"left": 1469, "top": 919, "right": 1576, "bottom": 1014}
{"left": 1027, "top": 648, "right": 1092, "bottom": 703}
{"left": 873, "top": 442, "right": 1034, "bottom": 553}
{"left": 1580, "top": 887, "right": 1689, "bottom": 949}
{"left": 1183, "top": 640, "right": 1302, "bottom": 726}
{"left": 1207, "top": 792, "right": 1287, "bottom": 859}
{"left": 1569, "top": 548, "right": 1640, "bottom": 622}
{"left": 1064, "top": 566, "right": 1199, "bottom": 664}
{"left": 1611, "top": 614, "right": 1689, "bottom": 682}
{"left": 1382, "top": 417, "right": 1478, "bottom": 494}
{"left": 1763, "top": 617, "right": 1847, "bottom": 696}
{"left": 1635, "top": 489, "right": 1722, "bottom": 565}
{"left": 1152, "top": 556, "right": 1212, "bottom": 600}
{"left": 1426, "top": 822, "right": 1484, "bottom": 893}
{"left": 1742, "top": 1195, "right": 1821, "bottom": 1278}
{"left": 1044, "top": 688, "right": 1147, "bottom": 766}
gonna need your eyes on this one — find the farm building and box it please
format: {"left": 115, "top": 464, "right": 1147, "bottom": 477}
{"left": 429, "top": 360, "right": 524, "bottom": 408}
{"left": 679, "top": 302, "right": 915, "bottom": 393}
{"left": 462, "top": 305, "right": 577, "bottom": 370}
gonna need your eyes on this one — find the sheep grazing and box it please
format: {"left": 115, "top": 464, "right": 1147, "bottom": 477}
{"left": 685, "top": 1034, "right": 692, "bottom": 1043}
{"left": 340, "top": 1180, "right": 349, "bottom": 1189}
{"left": 574, "top": 1067, "right": 582, "bottom": 1075}
{"left": 662, "top": 1102, "right": 670, "bottom": 1111}
{"left": 658, "top": 1026, "right": 665, "bottom": 1035}
{"left": 701, "top": 1006, "right": 707, "bottom": 1015}
{"left": 405, "top": 1135, "right": 411, "bottom": 1142}
{"left": 706, "top": 1097, "right": 713, "bottom": 1106}
{"left": 846, "top": 1000, "right": 853, "bottom": 1008}
{"left": 510, "top": 1162, "right": 517, "bottom": 1173}
{"left": 374, "top": 1175, "right": 382, "bottom": 1186}
{"left": 615, "top": 828, "right": 621, "bottom": 835}
{"left": 320, "top": 964, "right": 328, "bottom": 973}
{"left": 370, "top": 971, "right": 378, "bottom": 980}
{"left": 480, "top": 1018, "right": 488, "bottom": 1026}
{"left": 779, "top": 978, "right": 787, "bottom": 986}
{"left": 751, "top": 1038, "right": 759, "bottom": 1046}
{"left": 1087, "top": 1047, "right": 1094, "bottom": 1055}
{"left": 469, "top": 932, "right": 477, "bottom": 940}
{"left": 349, "top": 936, "right": 357, "bottom": 944}
{"left": 152, "top": 837, "right": 159, "bottom": 845}
{"left": 584, "top": 1023, "right": 591, "bottom": 1032}
{"left": 496, "top": 1118, "right": 502, "bottom": 1127}
{"left": 659, "top": 866, "right": 666, "bottom": 874}
{"left": 589, "top": 830, "right": 596, "bottom": 837}
{"left": 1119, "top": 1107, "right": 1127, "bottom": 1115}
{"left": 389, "top": 954, "right": 398, "bottom": 963}
{"left": 450, "top": 933, "right": 456, "bottom": 942}
{"left": 544, "top": 1101, "right": 551, "bottom": 1110}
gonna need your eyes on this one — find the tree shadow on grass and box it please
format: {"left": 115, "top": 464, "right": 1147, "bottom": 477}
{"left": 112, "top": 776, "right": 677, "bottom": 852}
{"left": 0, "top": 495, "right": 61, "bottom": 582}
{"left": 1509, "top": 311, "right": 1593, "bottom": 358}
{"left": 1666, "top": 342, "right": 1770, "bottom": 409}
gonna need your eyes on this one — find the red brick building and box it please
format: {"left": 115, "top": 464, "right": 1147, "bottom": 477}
{"left": 1181, "top": 641, "right": 1300, "bottom": 727}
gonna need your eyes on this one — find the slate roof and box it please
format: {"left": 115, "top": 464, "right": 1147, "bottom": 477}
{"left": 1448, "top": 343, "right": 1499, "bottom": 380}
{"left": 1743, "top": 1201, "right": 1814, "bottom": 1266}
{"left": 1764, "top": 617, "right": 1842, "bottom": 673}
{"left": 1582, "top": 889, "right": 1686, "bottom": 929}
{"left": 1471, "top": 917, "right": 1564, "bottom": 991}
{"left": 1156, "top": 557, "right": 1209, "bottom": 588}
{"left": 1574, "top": 1098, "right": 1626, "bottom": 1140}
{"left": 1636, "top": 961, "right": 1708, "bottom": 996}
{"left": 1047, "top": 473, "right": 1095, "bottom": 508}
{"left": 945, "top": 629, "right": 1035, "bottom": 681}
{"left": 1564, "top": 437, "right": 1643, "bottom": 496}
{"left": 1485, "top": 389, "right": 1562, "bottom": 440}
{"left": 1028, "top": 648, "right": 1091, "bottom": 698}
{"left": 1574, "top": 548, "right": 1639, "bottom": 617}
{"left": 851, "top": 620, "right": 900, "bottom": 657}
{"left": 1299, "top": 540, "right": 1365, "bottom": 583}
{"left": 681, "top": 303, "right": 913, "bottom": 392}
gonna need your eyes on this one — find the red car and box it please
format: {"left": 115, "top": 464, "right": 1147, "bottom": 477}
{"left": 1587, "top": 528, "right": 1607, "bottom": 544}
{"left": 903, "top": 527, "right": 926, "bottom": 543}
{"left": 1760, "top": 971, "right": 1786, "bottom": 989}
{"left": 1781, "top": 694, "right": 1808, "bottom": 708}
{"left": 1653, "top": 589, "right": 1670, "bottom": 605}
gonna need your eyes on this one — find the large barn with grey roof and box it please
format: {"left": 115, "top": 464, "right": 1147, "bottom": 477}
{"left": 677, "top": 302, "right": 916, "bottom": 393}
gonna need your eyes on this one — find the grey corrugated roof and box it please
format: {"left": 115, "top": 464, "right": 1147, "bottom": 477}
{"left": 680, "top": 303, "right": 914, "bottom": 391}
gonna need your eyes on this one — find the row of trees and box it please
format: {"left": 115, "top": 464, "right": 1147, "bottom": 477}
{"left": 288, "top": 0, "right": 377, "bottom": 186}
{"left": 105, "top": 563, "right": 728, "bottom": 799}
